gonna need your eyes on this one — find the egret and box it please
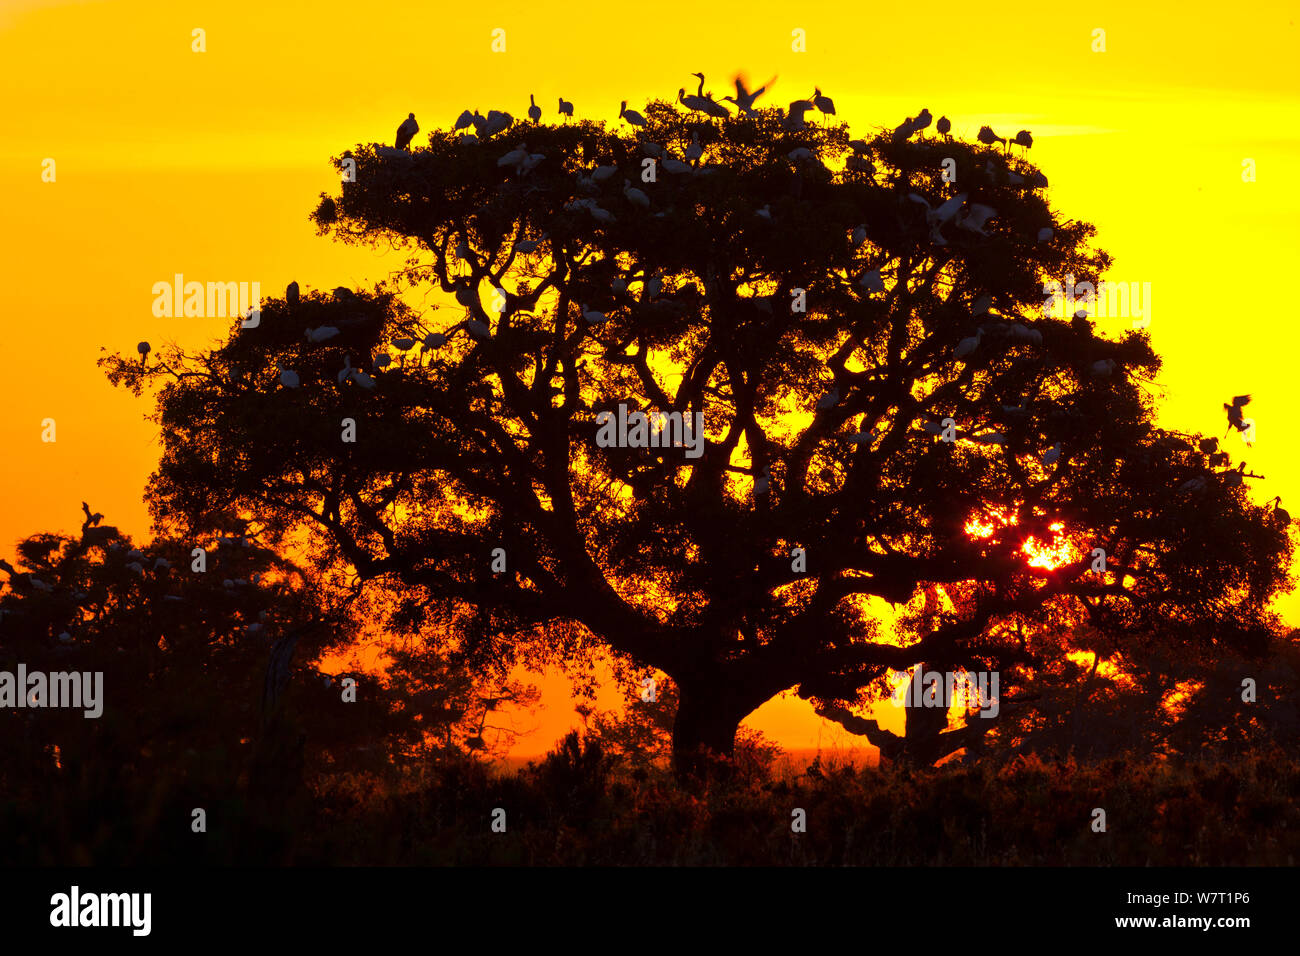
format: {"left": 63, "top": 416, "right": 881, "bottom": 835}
{"left": 811, "top": 87, "right": 836, "bottom": 116}
{"left": 588, "top": 204, "right": 616, "bottom": 223}
{"left": 454, "top": 110, "right": 474, "bottom": 130}
{"left": 352, "top": 369, "right": 377, "bottom": 389}
{"left": 592, "top": 164, "right": 619, "bottom": 182}
{"left": 933, "top": 193, "right": 967, "bottom": 226}
{"left": 937, "top": 115, "right": 952, "bottom": 139}
{"left": 276, "top": 362, "right": 300, "bottom": 389}
{"left": 163, "top": 595, "right": 183, "bottom": 603}
{"left": 787, "top": 146, "right": 814, "bottom": 162}
{"left": 783, "top": 99, "right": 814, "bottom": 130}
{"left": 286, "top": 281, "right": 299, "bottom": 307}
{"left": 958, "top": 204, "right": 997, "bottom": 235}
{"left": 623, "top": 181, "right": 650, "bottom": 207}
{"left": 678, "top": 88, "right": 710, "bottom": 114}
{"left": 528, "top": 94, "right": 542, "bottom": 124}
{"left": 306, "top": 326, "right": 340, "bottom": 343}
{"left": 619, "top": 101, "right": 646, "bottom": 127}
{"left": 558, "top": 97, "right": 574, "bottom": 121}
{"left": 661, "top": 158, "right": 691, "bottom": 174}
{"left": 1179, "top": 477, "right": 1208, "bottom": 494}
{"left": 497, "top": 144, "right": 529, "bottom": 170}
{"left": 1042, "top": 443, "right": 1061, "bottom": 466}
{"left": 581, "top": 305, "right": 607, "bottom": 325}
{"left": 1090, "top": 358, "right": 1117, "bottom": 377}
{"left": 954, "top": 330, "right": 983, "bottom": 359}
{"left": 685, "top": 132, "right": 702, "bottom": 162}
{"left": 1224, "top": 394, "right": 1252, "bottom": 434}
{"left": 860, "top": 270, "right": 885, "bottom": 293}
{"left": 754, "top": 466, "right": 770, "bottom": 496}
{"left": 395, "top": 112, "right": 419, "bottom": 150}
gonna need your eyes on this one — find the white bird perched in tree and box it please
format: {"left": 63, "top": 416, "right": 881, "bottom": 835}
{"left": 783, "top": 99, "right": 814, "bottom": 130}
{"left": 587, "top": 204, "right": 616, "bottom": 223}
{"left": 286, "top": 281, "right": 299, "bottom": 307}
{"left": 1179, "top": 476, "right": 1207, "bottom": 494}
{"left": 974, "top": 432, "right": 1005, "bottom": 446}
{"left": 1090, "top": 358, "right": 1117, "bottom": 377}
{"left": 685, "top": 132, "right": 703, "bottom": 162}
{"left": 518, "top": 151, "right": 545, "bottom": 174}
{"left": 661, "top": 157, "right": 691, "bottom": 174}
{"left": 851, "top": 224, "right": 867, "bottom": 246}
{"left": 933, "top": 193, "right": 968, "bottom": 227}
{"left": 592, "top": 164, "right": 618, "bottom": 182}
{"left": 1012, "top": 129, "right": 1033, "bottom": 153}
{"left": 137, "top": 341, "right": 150, "bottom": 365}
{"left": 528, "top": 94, "right": 542, "bottom": 124}
{"left": 860, "top": 270, "right": 885, "bottom": 293}
{"left": 392, "top": 337, "right": 415, "bottom": 351}
{"left": 163, "top": 595, "right": 183, "bottom": 603}
{"left": 306, "top": 325, "right": 340, "bottom": 343}
{"left": 558, "top": 97, "right": 574, "bottom": 121}
{"left": 581, "top": 305, "right": 607, "bottom": 325}
{"left": 755, "top": 204, "right": 772, "bottom": 221}
{"left": 619, "top": 100, "right": 646, "bottom": 127}
{"left": 817, "top": 386, "right": 841, "bottom": 410}
{"left": 1037, "top": 227, "right": 1053, "bottom": 242}
{"left": 484, "top": 110, "right": 512, "bottom": 136}
{"left": 455, "top": 110, "right": 474, "bottom": 130}
{"left": 958, "top": 204, "right": 998, "bottom": 235}
{"left": 977, "top": 125, "right": 1007, "bottom": 150}
{"left": 58, "top": 631, "right": 73, "bottom": 643}
{"left": 126, "top": 561, "right": 144, "bottom": 574}
{"left": 422, "top": 332, "right": 446, "bottom": 351}
{"left": 623, "top": 181, "right": 650, "bottom": 207}
{"left": 754, "top": 465, "right": 770, "bottom": 496}
{"left": 1042, "top": 443, "right": 1061, "bottom": 466}
{"left": 497, "top": 144, "right": 529, "bottom": 169}
{"left": 337, "top": 355, "right": 354, "bottom": 384}
{"left": 466, "top": 318, "right": 490, "bottom": 339}
{"left": 678, "top": 87, "right": 710, "bottom": 115}
{"left": 276, "top": 362, "right": 300, "bottom": 389}
{"left": 395, "top": 112, "right": 419, "bottom": 150}
{"left": 954, "top": 330, "right": 983, "bottom": 359}
{"left": 936, "top": 116, "right": 952, "bottom": 139}
{"left": 351, "top": 369, "right": 377, "bottom": 389}
{"left": 787, "top": 146, "right": 814, "bottom": 162}
{"left": 646, "top": 275, "right": 663, "bottom": 298}
{"left": 811, "top": 87, "right": 835, "bottom": 116}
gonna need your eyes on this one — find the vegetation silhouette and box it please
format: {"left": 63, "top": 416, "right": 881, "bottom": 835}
{"left": 97, "top": 85, "right": 1295, "bottom": 786}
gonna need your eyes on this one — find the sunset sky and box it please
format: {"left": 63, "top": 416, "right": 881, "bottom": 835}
{"left": 3, "top": 0, "right": 1298, "bottom": 757}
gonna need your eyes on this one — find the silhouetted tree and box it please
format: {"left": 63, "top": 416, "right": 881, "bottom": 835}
{"left": 104, "top": 93, "right": 1294, "bottom": 779}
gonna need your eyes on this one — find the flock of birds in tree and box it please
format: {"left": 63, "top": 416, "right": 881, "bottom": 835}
{"left": 121, "top": 76, "right": 1288, "bottom": 527}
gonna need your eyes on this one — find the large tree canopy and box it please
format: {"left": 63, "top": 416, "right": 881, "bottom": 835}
{"left": 106, "top": 90, "right": 1294, "bottom": 776}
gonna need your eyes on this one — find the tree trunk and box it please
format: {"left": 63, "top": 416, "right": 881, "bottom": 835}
{"left": 671, "top": 682, "right": 746, "bottom": 783}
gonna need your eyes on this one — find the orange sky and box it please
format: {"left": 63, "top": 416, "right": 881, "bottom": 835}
{"left": 2, "top": 0, "right": 1298, "bottom": 756}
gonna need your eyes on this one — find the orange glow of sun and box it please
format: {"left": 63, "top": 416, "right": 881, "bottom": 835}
{"left": 964, "top": 510, "right": 1072, "bottom": 570}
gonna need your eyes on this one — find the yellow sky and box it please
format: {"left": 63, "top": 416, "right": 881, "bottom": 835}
{"left": 2, "top": 0, "right": 1298, "bottom": 755}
